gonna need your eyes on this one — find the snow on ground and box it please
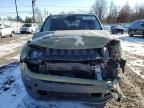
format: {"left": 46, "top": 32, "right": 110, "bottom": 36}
{"left": 120, "top": 36, "right": 144, "bottom": 57}
{"left": 0, "top": 64, "right": 92, "bottom": 108}
{"left": 7, "top": 54, "right": 20, "bottom": 61}
{"left": 117, "top": 34, "right": 144, "bottom": 79}
{"left": 0, "top": 35, "right": 31, "bottom": 58}
{"left": 0, "top": 42, "right": 24, "bottom": 58}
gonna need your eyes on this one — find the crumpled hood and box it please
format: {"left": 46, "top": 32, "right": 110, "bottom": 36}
{"left": 30, "top": 30, "right": 113, "bottom": 49}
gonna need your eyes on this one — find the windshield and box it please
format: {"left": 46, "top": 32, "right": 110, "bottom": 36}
{"left": 42, "top": 15, "right": 102, "bottom": 31}
{"left": 22, "top": 24, "right": 32, "bottom": 27}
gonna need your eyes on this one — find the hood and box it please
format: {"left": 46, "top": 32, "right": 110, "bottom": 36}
{"left": 30, "top": 30, "right": 113, "bottom": 49}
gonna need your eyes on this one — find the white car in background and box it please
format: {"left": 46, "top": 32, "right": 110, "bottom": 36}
{"left": 20, "top": 23, "right": 38, "bottom": 34}
{"left": 0, "top": 24, "right": 15, "bottom": 38}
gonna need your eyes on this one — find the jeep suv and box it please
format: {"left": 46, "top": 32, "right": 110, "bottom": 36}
{"left": 20, "top": 14, "right": 126, "bottom": 106}
{"left": 128, "top": 20, "right": 144, "bottom": 37}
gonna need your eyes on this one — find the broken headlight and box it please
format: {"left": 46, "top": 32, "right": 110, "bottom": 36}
{"left": 30, "top": 50, "right": 44, "bottom": 60}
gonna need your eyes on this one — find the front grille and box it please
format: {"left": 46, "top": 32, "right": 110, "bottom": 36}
{"left": 44, "top": 48, "right": 103, "bottom": 60}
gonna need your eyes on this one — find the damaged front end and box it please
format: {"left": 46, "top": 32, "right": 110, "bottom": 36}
{"left": 20, "top": 31, "right": 126, "bottom": 103}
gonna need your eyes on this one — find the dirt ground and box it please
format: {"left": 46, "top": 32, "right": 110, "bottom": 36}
{"left": 106, "top": 52, "right": 144, "bottom": 108}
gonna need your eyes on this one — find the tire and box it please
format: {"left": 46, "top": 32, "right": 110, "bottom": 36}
{"left": 10, "top": 31, "right": 14, "bottom": 37}
{"left": 128, "top": 31, "right": 134, "bottom": 37}
{"left": 21, "top": 31, "right": 24, "bottom": 34}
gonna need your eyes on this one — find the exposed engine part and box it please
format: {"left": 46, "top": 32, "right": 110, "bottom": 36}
{"left": 91, "top": 65, "right": 103, "bottom": 80}
{"left": 25, "top": 46, "right": 120, "bottom": 81}
{"left": 111, "top": 79, "right": 126, "bottom": 102}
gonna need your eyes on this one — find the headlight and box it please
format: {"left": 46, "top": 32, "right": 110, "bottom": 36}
{"left": 30, "top": 50, "right": 44, "bottom": 60}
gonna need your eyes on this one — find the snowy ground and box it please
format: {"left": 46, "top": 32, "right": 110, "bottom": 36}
{"left": 0, "top": 34, "right": 32, "bottom": 66}
{"left": 119, "top": 35, "right": 144, "bottom": 79}
{"left": 0, "top": 64, "right": 93, "bottom": 108}
{"left": 0, "top": 33, "right": 144, "bottom": 108}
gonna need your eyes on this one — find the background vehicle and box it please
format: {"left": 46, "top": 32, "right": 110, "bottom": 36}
{"left": 128, "top": 20, "right": 144, "bottom": 37}
{"left": 20, "top": 14, "right": 125, "bottom": 107}
{"left": 111, "top": 25, "right": 124, "bottom": 34}
{"left": 20, "top": 23, "right": 38, "bottom": 34}
{"left": 0, "top": 24, "right": 15, "bottom": 38}
{"left": 103, "top": 25, "right": 111, "bottom": 33}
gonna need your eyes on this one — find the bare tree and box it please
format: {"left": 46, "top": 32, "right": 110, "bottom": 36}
{"left": 138, "top": 5, "right": 144, "bottom": 19}
{"left": 24, "top": 16, "right": 33, "bottom": 23}
{"left": 92, "top": 0, "right": 107, "bottom": 21}
{"left": 117, "top": 2, "right": 131, "bottom": 23}
{"left": 34, "top": 7, "right": 43, "bottom": 23}
{"left": 106, "top": 1, "right": 118, "bottom": 23}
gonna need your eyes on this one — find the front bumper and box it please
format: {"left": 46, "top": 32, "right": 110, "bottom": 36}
{"left": 20, "top": 29, "right": 32, "bottom": 33}
{"left": 21, "top": 63, "right": 113, "bottom": 101}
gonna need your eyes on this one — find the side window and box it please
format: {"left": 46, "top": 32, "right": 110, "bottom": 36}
{"left": 41, "top": 17, "right": 51, "bottom": 32}
{"left": 140, "top": 21, "right": 144, "bottom": 27}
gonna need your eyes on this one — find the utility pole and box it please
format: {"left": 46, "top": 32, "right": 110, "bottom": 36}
{"left": 32, "top": 0, "right": 36, "bottom": 23}
{"left": 15, "top": 0, "right": 19, "bottom": 32}
{"left": 15, "top": 0, "right": 19, "bottom": 21}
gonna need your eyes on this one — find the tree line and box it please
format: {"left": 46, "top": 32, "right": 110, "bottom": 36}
{"left": 92, "top": 0, "right": 144, "bottom": 24}
{"left": 1, "top": 1, "right": 144, "bottom": 24}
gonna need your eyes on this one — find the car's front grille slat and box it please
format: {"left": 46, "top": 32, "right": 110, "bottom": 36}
{"left": 45, "top": 48, "right": 102, "bottom": 60}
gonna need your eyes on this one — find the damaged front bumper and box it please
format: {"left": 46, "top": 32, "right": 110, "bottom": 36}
{"left": 20, "top": 63, "right": 119, "bottom": 102}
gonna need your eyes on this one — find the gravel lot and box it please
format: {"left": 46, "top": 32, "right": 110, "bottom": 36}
{"left": 0, "top": 33, "right": 144, "bottom": 108}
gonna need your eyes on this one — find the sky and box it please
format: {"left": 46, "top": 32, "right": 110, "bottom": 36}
{"left": 0, "top": 0, "right": 144, "bottom": 20}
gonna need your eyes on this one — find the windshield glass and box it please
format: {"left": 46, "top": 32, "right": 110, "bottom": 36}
{"left": 140, "top": 21, "right": 144, "bottom": 27}
{"left": 22, "top": 24, "right": 32, "bottom": 27}
{"left": 42, "top": 15, "right": 102, "bottom": 31}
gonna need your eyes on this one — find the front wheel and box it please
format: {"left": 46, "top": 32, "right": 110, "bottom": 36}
{"left": 128, "top": 31, "right": 134, "bottom": 37}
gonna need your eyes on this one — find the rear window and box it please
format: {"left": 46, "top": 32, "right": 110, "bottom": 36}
{"left": 22, "top": 24, "right": 32, "bottom": 27}
{"left": 41, "top": 15, "right": 102, "bottom": 31}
